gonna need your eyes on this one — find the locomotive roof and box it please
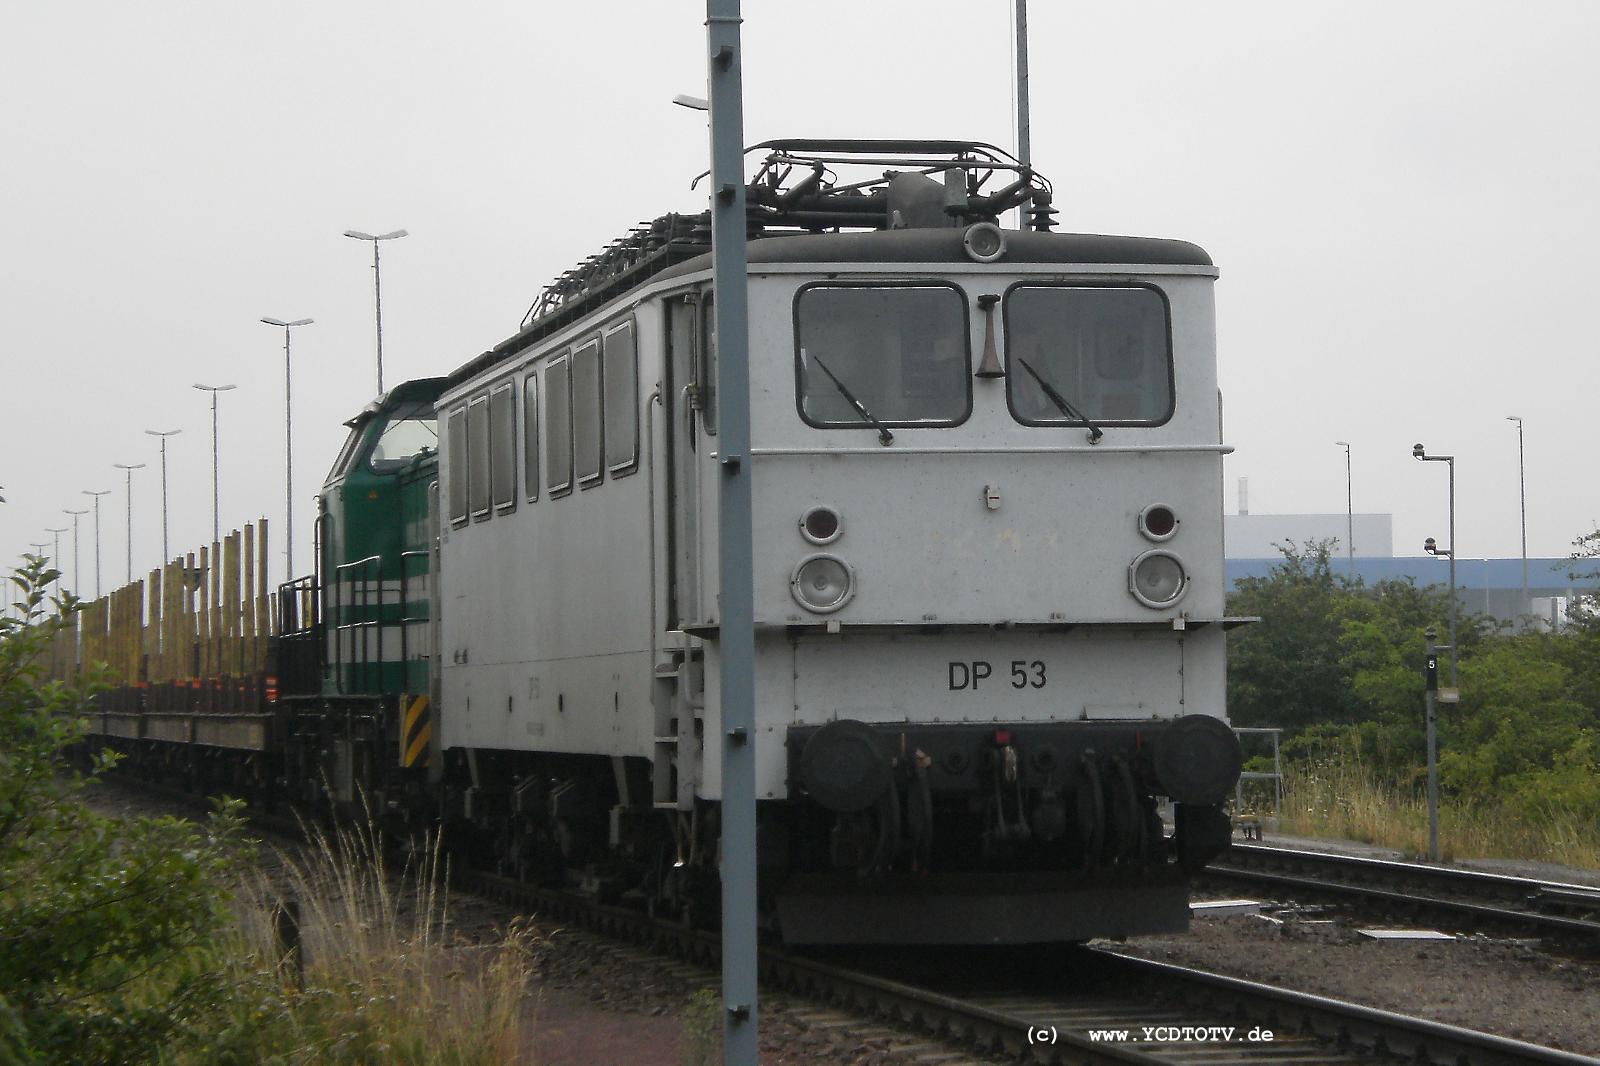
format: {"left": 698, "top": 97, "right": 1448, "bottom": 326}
{"left": 446, "top": 140, "right": 1213, "bottom": 389}
{"left": 447, "top": 228, "right": 1212, "bottom": 389}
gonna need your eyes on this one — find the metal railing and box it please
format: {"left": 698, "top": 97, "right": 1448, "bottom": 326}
{"left": 331, "top": 555, "right": 384, "bottom": 695}
{"left": 1233, "top": 726, "right": 1283, "bottom": 818}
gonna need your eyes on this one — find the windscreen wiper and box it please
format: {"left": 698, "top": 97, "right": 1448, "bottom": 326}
{"left": 806, "top": 351, "right": 894, "bottom": 446}
{"left": 1016, "top": 358, "right": 1104, "bottom": 443}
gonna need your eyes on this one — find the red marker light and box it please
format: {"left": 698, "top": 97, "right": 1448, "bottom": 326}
{"left": 994, "top": 730, "right": 1012, "bottom": 745}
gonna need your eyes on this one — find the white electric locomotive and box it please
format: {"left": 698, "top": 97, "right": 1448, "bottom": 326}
{"left": 429, "top": 141, "right": 1243, "bottom": 944}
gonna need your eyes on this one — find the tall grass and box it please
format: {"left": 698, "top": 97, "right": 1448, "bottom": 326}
{"left": 171, "top": 818, "right": 538, "bottom": 1065}
{"left": 1266, "top": 760, "right": 1600, "bottom": 869}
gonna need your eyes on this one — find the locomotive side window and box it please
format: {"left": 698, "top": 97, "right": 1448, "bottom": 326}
{"left": 327, "top": 425, "right": 363, "bottom": 482}
{"left": 1004, "top": 285, "right": 1174, "bottom": 426}
{"left": 446, "top": 407, "right": 467, "bottom": 526}
{"left": 603, "top": 319, "right": 638, "bottom": 475}
{"left": 794, "top": 282, "right": 970, "bottom": 428}
{"left": 489, "top": 383, "right": 516, "bottom": 512}
{"left": 573, "top": 337, "right": 603, "bottom": 487}
{"left": 544, "top": 354, "right": 573, "bottom": 496}
{"left": 522, "top": 372, "right": 539, "bottom": 502}
{"left": 467, "top": 394, "right": 491, "bottom": 519}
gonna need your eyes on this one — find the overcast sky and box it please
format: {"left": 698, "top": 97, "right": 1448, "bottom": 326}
{"left": 3, "top": 1, "right": 1597, "bottom": 599}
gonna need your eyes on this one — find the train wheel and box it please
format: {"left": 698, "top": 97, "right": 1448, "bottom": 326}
{"left": 1073, "top": 757, "right": 1105, "bottom": 871}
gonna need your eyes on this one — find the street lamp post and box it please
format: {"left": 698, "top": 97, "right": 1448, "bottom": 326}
{"left": 1423, "top": 627, "right": 1441, "bottom": 862}
{"left": 1335, "top": 441, "right": 1353, "bottom": 576}
{"left": 343, "top": 230, "right": 407, "bottom": 395}
{"left": 1506, "top": 416, "right": 1527, "bottom": 628}
{"left": 193, "top": 384, "right": 237, "bottom": 542}
{"left": 261, "top": 317, "right": 313, "bottom": 580}
{"left": 63, "top": 508, "right": 87, "bottom": 598}
{"left": 144, "top": 429, "right": 182, "bottom": 565}
{"left": 113, "top": 462, "right": 146, "bottom": 584}
{"left": 82, "top": 489, "right": 111, "bottom": 598}
{"left": 1413, "top": 443, "right": 1457, "bottom": 687}
{"left": 45, "top": 528, "right": 67, "bottom": 599}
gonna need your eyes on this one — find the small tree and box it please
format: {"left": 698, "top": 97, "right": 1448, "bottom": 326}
{"left": 0, "top": 557, "right": 243, "bottom": 1065}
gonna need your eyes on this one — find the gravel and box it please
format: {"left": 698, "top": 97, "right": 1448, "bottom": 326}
{"left": 1110, "top": 902, "right": 1600, "bottom": 1057}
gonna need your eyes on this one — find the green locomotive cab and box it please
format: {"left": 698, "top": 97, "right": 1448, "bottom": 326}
{"left": 314, "top": 377, "right": 446, "bottom": 699}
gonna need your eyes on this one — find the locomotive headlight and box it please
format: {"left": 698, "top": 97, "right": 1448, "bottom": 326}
{"left": 791, "top": 554, "right": 854, "bottom": 613}
{"left": 962, "top": 222, "right": 1006, "bottom": 263}
{"left": 1138, "top": 503, "right": 1178, "bottom": 542}
{"left": 1128, "top": 549, "right": 1187, "bottom": 608}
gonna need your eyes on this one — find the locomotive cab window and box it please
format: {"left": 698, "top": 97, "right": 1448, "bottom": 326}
{"left": 794, "top": 282, "right": 970, "bottom": 428}
{"left": 446, "top": 407, "right": 467, "bottom": 525}
{"left": 368, "top": 402, "right": 438, "bottom": 473}
{"left": 327, "top": 425, "right": 363, "bottom": 482}
{"left": 489, "top": 383, "right": 516, "bottom": 512}
{"left": 1004, "top": 285, "right": 1173, "bottom": 426}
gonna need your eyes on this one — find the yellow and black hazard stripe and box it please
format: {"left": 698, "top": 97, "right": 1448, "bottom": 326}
{"left": 400, "top": 694, "right": 432, "bottom": 769}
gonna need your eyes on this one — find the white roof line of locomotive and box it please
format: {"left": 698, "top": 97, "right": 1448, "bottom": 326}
{"left": 438, "top": 257, "right": 1218, "bottom": 407}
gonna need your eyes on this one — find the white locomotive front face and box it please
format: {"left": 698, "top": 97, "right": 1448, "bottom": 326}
{"left": 670, "top": 252, "right": 1235, "bottom": 807}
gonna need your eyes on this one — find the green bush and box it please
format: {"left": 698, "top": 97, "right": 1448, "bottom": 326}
{"left": 0, "top": 557, "right": 244, "bottom": 1065}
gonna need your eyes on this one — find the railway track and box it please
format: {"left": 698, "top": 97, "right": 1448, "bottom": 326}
{"left": 466, "top": 869, "right": 1595, "bottom": 1065}
{"left": 1206, "top": 843, "right": 1600, "bottom": 943}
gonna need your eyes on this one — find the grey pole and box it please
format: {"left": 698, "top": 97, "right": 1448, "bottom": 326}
{"left": 113, "top": 462, "right": 146, "bottom": 584}
{"left": 1424, "top": 627, "right": 1440, "bottom": 862}
{"left": 64, "top": 508, "right": 87, "bottom": 598}
{"left": 1413, "top": 444, "right": 1458, "bottom": 687}
{"left": 1014, "top": 0, "right": 1030, "bottom": 168}
{"left": 1335, "top": 440, "right": 1353, "bottom": 575}
{"left": 83, "top": 489, "right": 111, "bottom": 598}
{"left": 1507, "top": 416, "right": 1527, "bottom": 628}
{"left": 262, "top": 318, "right": 313, "bottom": 580}
{"left": 193, "top": 384, "right": 237, "bottom": 542}
{"left": 46, "top": 528, "right": 67, "bottom": 599}
{"left": 144, "top": 429, "right": 181, "bottom": 565}
{"left": 705, "top": 2, "right": 757, "bottom": 1062}
{"left": 344, "top": 230, "right": 407, "bottom": 396}
{"left": 1447, "top": 457, "right": 1456, "bottom": 685}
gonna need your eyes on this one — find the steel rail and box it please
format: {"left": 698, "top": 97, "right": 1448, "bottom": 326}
{"left": 1209, "top": 844, "right": 1600, "bottom": 941}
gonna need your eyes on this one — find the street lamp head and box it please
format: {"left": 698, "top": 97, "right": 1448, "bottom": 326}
{"left": 1412, "top": 443, "right": 1426, "bottom": 459}
{"left": 673, "top": 93, "right": 711, "bottom": 111}
{"left": 345, "top": 229, "right": 407, "bottom": 242}
{"left": 1335, "top": 440, "right": 1350, "bottom": 449}
{"left": 193, "top": 383, "right": 237, "bottom": 393}
{"left": 114, "top": 462, "right": 147, "bottom": 472}
{"left": 63, "top": 508, "right": 86, "bottom": 516}
{"left": 144, "top": 428, "right": 182, "bottom": 438}
{"left": 82, "top": 489, "right": 109, "bottom": 498}
{"left": 1424, "top": 537, "right": 1437, "bottom": 555}
{"left": 261, "top": 317, "right": 313, "bottom": 327}
{"left": 1506, "top": 415, "right": 1522, "bottom": 425}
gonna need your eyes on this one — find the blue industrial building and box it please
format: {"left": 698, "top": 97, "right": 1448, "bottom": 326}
{"left": 1225, "top": 556, "right": 1597, "bottom": 630}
